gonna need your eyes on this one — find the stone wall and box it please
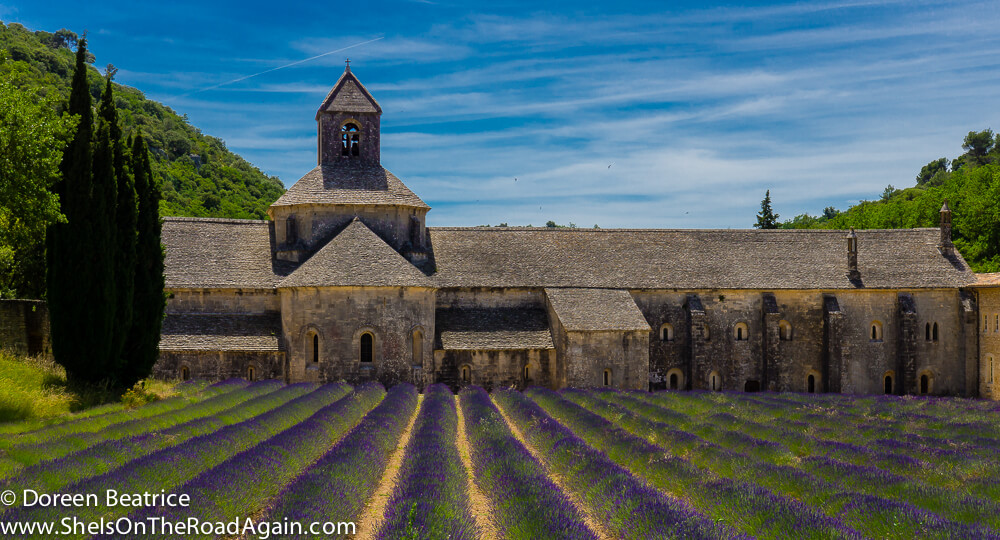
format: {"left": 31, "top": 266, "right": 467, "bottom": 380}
{"left": 318, "top": 111, "right": 380, "bottom": 165}
{"left": 166, "top": 289, "right": 280, "bottom": 314}
{"left": 633, "top": 288, "right": 974, "bottom": 396}
{"left": 0, "top": 300, "right": 50, "bottom": 358}
{"left": 273, "top": 204, "right": 428, "bottom": 260}
{"left": 433, "top": 348, "right": 554, "bottom": 391}
{"left": 154, "top": 351, "right": 284, "bottom": 381}
{"left": 280, "top": 286, "right": 435, "bottom": 387}
{"left": 979, "top": 287, "right": 1000, "bottom": 399}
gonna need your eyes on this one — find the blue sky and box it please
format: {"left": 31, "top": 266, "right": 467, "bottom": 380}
{"left": 3, "top": 0, "right": 999, "bottom": 228}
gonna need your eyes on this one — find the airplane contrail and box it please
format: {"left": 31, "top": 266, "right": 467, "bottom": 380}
{"left": 169, "top": 36, "right": 385, "bottom": 100}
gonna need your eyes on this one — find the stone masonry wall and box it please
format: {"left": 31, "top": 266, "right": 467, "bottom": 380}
{"left": 154, "top": 351, "right": 284, "bottom": 381}
{"left": 633, "top": 288, "right": 972, "bottom": 396}
{"left": 166, "top": 289, "right": 280, "bottom": 314}
{"left": 0, "top": 300, "right": 50, "bottom": 358}
{"left": 281, "top": 286, "right": 435, "bottom": 387}
{"left": 980, "top": 287, "right": 1000, "bottom": 399}
{"left": 273, "top": 204, "right": 428, "bottom": 259}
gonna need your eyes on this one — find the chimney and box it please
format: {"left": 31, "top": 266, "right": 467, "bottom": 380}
{"left": 939, "top": 200, "right": 954, "bottom": 257}
{"left": 846, "top": 228, "right": 860, "bottom": 281}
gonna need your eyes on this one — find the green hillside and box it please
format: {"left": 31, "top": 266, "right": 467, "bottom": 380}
{"left": 782, "top": 131, "right": 1000, "bottom": 273}
{"left": 0, "top": 22, "right": 285, "bottom": 220}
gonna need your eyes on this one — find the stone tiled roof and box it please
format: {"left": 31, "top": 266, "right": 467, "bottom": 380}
{"left": 316, "top": 67, "right": 381, "bottom": 115}
{"left": 972, "top": 273, "right": 1000, "bottom": 287}
{"left": 427, "top": 228, "right": 974, "bottom": 290}
{"left": 162, "top": 218, "right": 292, "bottom": 289}
{"left": 279, "top": 219, "right": 431, "bottom": 288}
{"left": 270, "top": 163, "right": 429, "bottom": 209}
{"left": 546, "top": 288, "right": 651, "bottom": 332}
{"left": 160, "top": 313, "right": 283, "bottom": 351}
{"left": 436, "top": 307, "right": 554, "bottom": 350}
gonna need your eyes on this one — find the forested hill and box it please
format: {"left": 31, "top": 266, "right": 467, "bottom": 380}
{"left": 782, "top": 131, "right": 1000, "bottom": 273}
{"left": 0, "top": 22, "right": 285, "bottom": 220}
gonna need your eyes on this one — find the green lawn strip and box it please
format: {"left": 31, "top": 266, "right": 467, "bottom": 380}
{"left": 571, "top": 390, "right": 999, "bottom": 537}
{"left": 0, "top": 378, "right": 208, "bottom": 436}
{"left": 6, "top": 382, "right": 352, "bottom": 540}
{"left": 0, "top": 380, "right": 300, "bottom": 502}
{"left": 0, "top": 378, "right": 249, "bottom": 449}
{"left": 2, "top": 379, "right": 273, "bottom": 468}
{"left": 525, "top": 388, "right": 859, "bottom": 540}
{"left": 115, "top": 384, "right": 387, "bottom": 540}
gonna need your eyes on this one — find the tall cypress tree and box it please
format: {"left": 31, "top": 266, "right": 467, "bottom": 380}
{"left": 88, "top": 86, "right": 119, "bottom": 384}
{"left": 123, "top": 132, "right": 165, "bottom": 387}
{"left": 99, "top": 71, "right": 137, "bottom": 378}
{"left": 754, "top": 189, "right": 780, "bottom": 229}
{"left": 47, "top": 36, "right": 95, "bottom": 384}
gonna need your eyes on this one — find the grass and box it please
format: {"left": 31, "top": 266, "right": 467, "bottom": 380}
{"left": 0, "top": 350, "right": 179, "bottom": 428}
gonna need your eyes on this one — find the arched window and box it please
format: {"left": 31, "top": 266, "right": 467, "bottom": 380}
{"left": 919, "top": 371, "right": 933, "bottom": 395}
{"left": 461, "top": 364, "right": 471, "bottom": 383}
{"left": 932, "top": 322, "right": 939, "bottom": 341}
{"left": 603, "top": 369, "right": 612, "bottom": 387}
{"left": 884, "top": 371, "right": 894, "bottom": 394}
{"left": 311, "top": 333, "right": 320, "bottom": 364}
{"left": 990, "top": 355, "right": 995, "bottom": 384}
{"left": 412, "top": 329, "right": 423, "bottom": 367}
{"left": 247, "top": 366, "right": 256, "bottom": 381}
{"left": 807, "top": 374, "right": 816, "bottom": 393}
{"left": 870, "top": 321, "right": 883, "bottom": 342}
{"left": 779, "top": 320, "right": 792, "bottom": 341}
{"left": 660, "top": 323, "right": 674, "bottom": 342}
{"left": 180, "top": 366, "right": 190, "bottom": 381}
{"left": 524, "top": 364, "right": 530, "bottom": 381}
{"left": 666, "top": 368, "right": 684, "bottom": 391}
{"left": 360, "top": 332, "right": 374, "bottom": 363}
{"left": 341, "top": 122, "right": 360, "bottom": 156}
{"left": 925, "top": 322, "right": 931, "bottom": 341}
{"left": 709, "top": 371, "right": 721, "bottom": 391}
{"left": 733, "top": 322, "right": 748, "bottom": 341}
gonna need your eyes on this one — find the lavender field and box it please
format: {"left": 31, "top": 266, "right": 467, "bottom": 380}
{"left": 2, "top": 380, "right": 1000, "bottom": 539}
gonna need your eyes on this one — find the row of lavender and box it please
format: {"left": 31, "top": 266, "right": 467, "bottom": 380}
{"left": 526, "top": 388, "right": 862, "bottom": 540}
{"left": 99, "top": 383, "right": 388, "bottom": 539}
{"left": 458, "top": 386, "right": 597, "bottom": 540}
{"left": 374, "top": 384, "right": 478, "bottom": 539}
{"left": 493, "top": 388, "right": 740, "bottom": 539}
{"left": 624, "top": 389, "right": 1000, "bottom": 526}
{"left": 0, "top": 379, "right": 298, "bottom": 497}
{"left": 571, "top": 388, "right": 1000, "bottom": 539}
{"left": 5, "top": 383, "right": 351, "bottom": 540}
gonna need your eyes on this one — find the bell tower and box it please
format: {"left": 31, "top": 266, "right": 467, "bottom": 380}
{"left": 316, "top": 61, "right": 382, "bottom": 165}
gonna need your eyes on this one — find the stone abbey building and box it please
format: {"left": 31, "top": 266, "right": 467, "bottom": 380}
{"left": 151, "top": 65, "right": 1000, "bottom": 397}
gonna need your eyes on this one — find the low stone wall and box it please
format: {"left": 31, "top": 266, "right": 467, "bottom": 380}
{"left": 0, "top": 300, "right": 50, "bottom": 358}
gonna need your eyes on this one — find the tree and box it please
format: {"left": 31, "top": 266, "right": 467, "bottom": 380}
{"left": 47, "top": 36, "right": 106, "bottom": 385}
{"left": 880, "top": 184, "right": 898, "bottom": 201}
{"left": 822, "top": 206, "right": 839, "bottom": 220}
{"left": 122, "top": 132, "right": 165, "bottom": 388}
{"left": 99, "top": 69, "right": 137, "bottom": 375}
{"left": 916, "top": 158, "right": 949, "bottom": 185}
{"left": 954, "top": 129, "right": 995, "bottom": 170}
{"left": 754, "top": 190, "right": 779, "bottom": 229}
{"left": 0, "top": 70, "right": 75, "bottom": 298}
